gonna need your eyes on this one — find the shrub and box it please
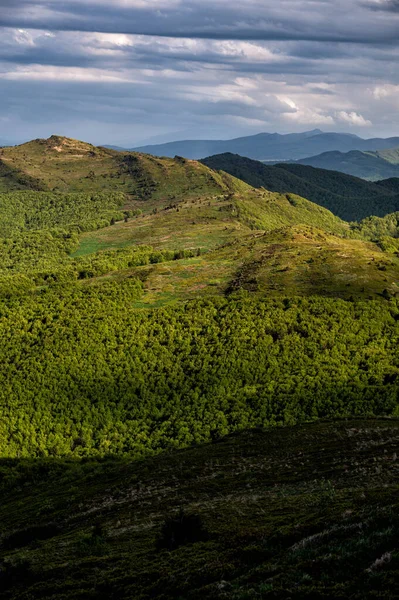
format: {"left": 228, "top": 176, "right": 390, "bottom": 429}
{"left": 0, "top": 558, "right": 32, "bottom": 590}
{"left": 75, "top": 523, "right": 109, "bottom": 557}
{"left": 2, "top": 523, "right": 60, "bottom": 550}
{"left": 157, "top": 509, "right": 208, "bottom": 551}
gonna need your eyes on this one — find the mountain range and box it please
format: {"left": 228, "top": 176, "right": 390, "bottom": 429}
{"left": 129, "top": 129, "right": 399, "bottom": 161}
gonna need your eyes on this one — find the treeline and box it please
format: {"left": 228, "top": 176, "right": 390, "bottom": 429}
{"left": 0, "top": 190, "right": 126, "bottom": 237}
{"left": 0, "top": 241, "right": 203, "bottom": 295}
{"left": 353, "top": 212, "right": 399, "bottom": 243}
{"left": 0, "top": 291, "right": 398, "bottom": 458}
{"left": 0, "top": 190, "right": 205, "bottom": 294}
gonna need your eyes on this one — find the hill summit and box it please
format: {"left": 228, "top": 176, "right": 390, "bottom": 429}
{"left": 33, "top": 135, "right": 101, "bottom": 155}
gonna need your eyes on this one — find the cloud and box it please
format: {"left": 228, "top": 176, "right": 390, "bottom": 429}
{"left": 363, "top": 0, "right": 399, "bottom": 11}
{"left": 373, "top": 84, "right": 399, "bottom": 99}
{"left": 0, "top": 0, "right": 399, "bottom": 43}
{"left": 335, "top": 111, "right": 372, "bottom": 127}
{"left": 0, "top": 1, "right": 398, "bottom": 143}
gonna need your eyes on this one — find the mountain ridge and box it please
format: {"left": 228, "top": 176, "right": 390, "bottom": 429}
{"left": 131, "top": 129, "right": 399, "bottom": 160}
{"left": 201, "top": 152, "right": 399, "bottom": 221}
{"left": 0, "top": 135, "right": 247, "bottom": 199}
{"left": 297, "top": 148, "right": 399, "bottom": 180}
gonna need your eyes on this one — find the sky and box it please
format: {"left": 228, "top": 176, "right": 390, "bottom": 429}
{"left": 0, "top": 0, "right": 399, "bottom": 146}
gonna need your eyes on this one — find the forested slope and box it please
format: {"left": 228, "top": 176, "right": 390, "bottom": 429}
{"left": 201, "top": 153, "right": 399, "bottom": 221}
{"left": 1, "top": 290, "right": 399, "bottom": 458}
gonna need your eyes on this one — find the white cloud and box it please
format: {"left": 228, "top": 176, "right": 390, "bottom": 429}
{"left": 336, "top": 111, "right": 372, "bottom": 126}
{"left": 0, "top": 65, "right": 140, "bottom": 83}
{"left": 373, "top": 84, "right": 399, "bottom": 99}
{"left": 284, "top": 108, "right": 335, "bottom": 125}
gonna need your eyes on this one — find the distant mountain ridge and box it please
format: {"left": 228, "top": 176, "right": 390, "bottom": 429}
{"left": 131, "top": 129, "right": 399, "bottom": 161}
{"left": 298, "top": 147, "right": 399, "bottom": 180}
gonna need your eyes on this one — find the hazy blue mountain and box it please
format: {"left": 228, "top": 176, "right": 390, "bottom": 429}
{"left": 102, "top": 144, "right": 127, "bottom": 151}
{"left": 132, "top": 129, "right": 399, "bottom": 161}
{"left": 298, "top": 149, "right": 399, "bottom": 180}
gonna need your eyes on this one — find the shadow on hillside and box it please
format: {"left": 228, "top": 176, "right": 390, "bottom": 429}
{"left": 1, "top": 417, "right": 399, "bottom": 599}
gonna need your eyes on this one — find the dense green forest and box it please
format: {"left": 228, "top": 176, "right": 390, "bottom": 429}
{"left": 201, "top": 153, "right": 399, "bottom": 221}
{"left": 0, "top": 138, "right": 398, "bottom": 460}
{"left": 0, "top": 190, "right": 126, "bottom": 237}
{"left": 1, "top": 288, "right": 398, "bottom": 458}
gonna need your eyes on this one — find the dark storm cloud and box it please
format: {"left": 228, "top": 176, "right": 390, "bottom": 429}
{"left": 1, "top": 0, "right": 399, "bottom": 144}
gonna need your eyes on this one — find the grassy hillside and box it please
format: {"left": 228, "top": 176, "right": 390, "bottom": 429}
{"left": 298, "top": 149, "right": 399, "bottom": 181}
{"left": 2, "top": 136, "right": 399, "bottom": 306}
{"left": 1, "top": 419, "right": 398, "bottom": 599}
{"left": 0, "top": 159, "right": 48, "bottom": 192}
{"left": 201, "top": 153, "right": 399, "bottom": 221}
{"left": 0, "top": 137, "right": 360, "bottom": 300}
{"left": 73, "top": 188, "right": 349, "bottom": 259}
{"left": 0, "top": 136, "right": 238, "bottom": 202}
{"left": 221, "top": 226, "right": 399, "bottom": 300}
{"left": 0, "top": 158, "right": 398, "bottom": 308}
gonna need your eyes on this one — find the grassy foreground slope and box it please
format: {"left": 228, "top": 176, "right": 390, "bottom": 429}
{"left": 1, "top": 419, "right": 398, "bottom": 599}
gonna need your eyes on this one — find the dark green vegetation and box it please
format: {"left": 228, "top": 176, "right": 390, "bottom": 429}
{"left": 201, "top": 153, "right": 399, "bottom": 221}
{"left": 0, "top": 190, "right": 126, "bottom": 237}
{"left": 1, "top": 420, "right": 398, "bottom": 599}
{"left": 298, "top": 148, "right": 399, "bottom": 181}
{"left": 1, "top": 136, "right": 399, "bottom": 598}
{"left": 2, "top": 291, "right": 399, "bottom": 458}
{"left": 132, "top": 129, "right": 399, "bottom": 160}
